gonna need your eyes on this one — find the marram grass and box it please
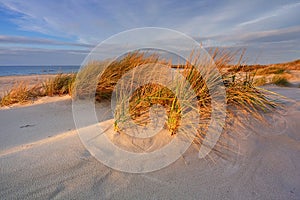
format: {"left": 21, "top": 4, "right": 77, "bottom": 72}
{"left": 0, "top": 50, "right": 282, "bottom": 157}
{"left": 84, "top": 50, "right": 280, "bottom": 149}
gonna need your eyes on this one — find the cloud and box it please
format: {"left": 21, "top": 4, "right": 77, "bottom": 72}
{"left": 236, "top": 2, "right": 300, "bottom": 31}
{"left": 0, "top": 35, "right": 93, "bottom": 48}
{"left": 2, "top": 1, "right": 299, "bottom": 42}
{"left": 0, "top": 0, "right": 299, "bottom": 64}
{"left": 238, "top": 26, "right": 300, "bottom": 43}
{"left": 0, "top": 46, "right": 88, "bottom": 65}
{"left": 238, "top": 2, "right": 300, "bottom": 27}
{"left": 205, "top": 26, "right": 300, "bottom": 44}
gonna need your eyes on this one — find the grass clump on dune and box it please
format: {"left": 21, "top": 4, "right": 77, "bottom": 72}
{"left": 271, "top": 75, "right": 291, "bottom": 87}
{"left": 73, "top": 52, "right": 162, "bottom": 101}
{"left": 253, "top": 77, "right": 267, "bottom": 86}
{"left": 0, "top": 82, "right": 41, "bottom": 106}
{"left": 1, "top": 49, "right": 282, "bottom": 158}
{"left": 75, "top": 49, "right": 279, "bottom": 153}
{"left": 43, "top": 74, "right": 75, "bottom": 96}
{"left": 0, "top": 74, "right": 75, "bottom": 107}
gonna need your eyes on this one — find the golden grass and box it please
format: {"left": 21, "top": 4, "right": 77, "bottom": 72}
{"left": 228, "top": 59, "right": 300, "bottom": 73}
{"left": 73, "top": 52, "right": 163, "bottom": 101}
{"left": 255, "top": 66, "right": 286, "bottom": 75}
{"left": 253, "top": 77, "right": 267, "bottom": 86}
{"left": 0, "top": 74, "right": 75, "bottom": 106}
{"left": 89, "top": 50, "right": 279, "bottom": 149}
{"left": 0, "top": 49, "right": 283, "bottom": 159}
{"left": 43, "top": 74, "right": 75, "bottom": 96}
{"left": 0, "top": 82, "right": 43, "bottom": 106}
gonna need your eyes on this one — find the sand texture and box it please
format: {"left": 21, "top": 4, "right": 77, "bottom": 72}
{"left": 0, "top": 86, "right": 299, "bottom": 199}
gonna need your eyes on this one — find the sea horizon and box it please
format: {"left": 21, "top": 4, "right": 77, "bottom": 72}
{"left": 0, "top": 65, "right": 80, "bottom": 77}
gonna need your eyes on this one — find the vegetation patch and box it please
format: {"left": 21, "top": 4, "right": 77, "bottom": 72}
{"left": 0, "top": 74, "right": 75, "bottom": 106}
{"left": 253, "top": 77, "right": 267, "bottom": 86}
{"left": 271, "top": 75, "right": 291, "bottom": 87}
{"left": 1, "top": 50, "right": 282, "bottom": 157}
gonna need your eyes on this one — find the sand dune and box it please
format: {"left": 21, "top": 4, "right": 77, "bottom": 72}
{"left": 0, "top": 87, "right": 299, "bottom": 199}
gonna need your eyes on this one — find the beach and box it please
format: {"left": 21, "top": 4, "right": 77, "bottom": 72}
{"left": 1, "top": 0, "right": 299, "bottom": 199}
{"left": 0, "top": 75, "right": 299, "bottom": 199}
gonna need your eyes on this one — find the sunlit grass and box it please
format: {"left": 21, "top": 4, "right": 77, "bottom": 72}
{"left": 0, "top": 82, "right": 42, "bottom": 106}
{"left": 0, "top": 49, "right": 283, "bottom": 157}
{"left": 253, "top": 76, "right": 267, "bottom": 86}
{"left": 86, "top": 50, "right": 279, "bottom": 149}
{"left": 43, "top": 74, "right": 75, "bottom": 96}
{"left": 0, "top": 74, "right": 75, "bottom": 106}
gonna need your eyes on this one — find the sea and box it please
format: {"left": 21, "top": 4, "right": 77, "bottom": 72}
{"left": 0, "top": 65, "right": 80, "bottom": 77}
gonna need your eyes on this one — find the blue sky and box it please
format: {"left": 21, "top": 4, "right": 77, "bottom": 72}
{"left": 0, "top": 0, "right": 299, "bottom": 65}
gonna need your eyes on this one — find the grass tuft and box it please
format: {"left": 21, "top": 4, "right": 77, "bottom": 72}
{"left": 94, "top": 50, "right": 280, "bottom": 148}
{"left": 0, "top": 74, "right": 75, "bottom": 106}
{"left": 1, "top": 49, "right": 283, "bottom": 158}
{"left": 271, "top": 75, "right": 290, "bottom": 87}
{"left": 43, "top": 74, "right": 75, "bottom": 96}
{"left": 0, "top": 82, "right": 42, "bottom": 106}
{"left": 253, "top": 77, "right": 267, "bottom": 86}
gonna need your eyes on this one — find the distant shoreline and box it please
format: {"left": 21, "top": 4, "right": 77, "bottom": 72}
{"left": 0, "top": 72, "right": 78, "bottom": 77}
{"left": 0, "top": 65, "right": 79, "bottom": 77}
{"left": 0, "top": 72, "right": 76, "bottom": 78}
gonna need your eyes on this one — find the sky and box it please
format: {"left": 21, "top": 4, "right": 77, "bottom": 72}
{"left": 0, "top": 0, "right": 299, "bottom": 65}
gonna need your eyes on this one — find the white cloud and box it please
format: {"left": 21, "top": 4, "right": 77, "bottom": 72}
{"left": 236, "top": 2, "right": 300, "bottom": 30}
{"left": 0, "top": 0, "right": 299, "bottom": 64}
{"left": 0, "top": 35, "right": 93, "bottom": 47}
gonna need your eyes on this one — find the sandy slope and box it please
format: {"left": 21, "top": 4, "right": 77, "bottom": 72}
{"left": 0, "top": 96, "right": 74, "bottom": 151}
{"left": 0, "top": 87, "right": 299, "bottom": 199}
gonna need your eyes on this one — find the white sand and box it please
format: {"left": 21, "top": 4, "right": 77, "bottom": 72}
{"left": 0, "top": 96, "right": 74, "bottom": 151}
{"left": 0, "top": 87, "right": 299, "bottom": 199}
